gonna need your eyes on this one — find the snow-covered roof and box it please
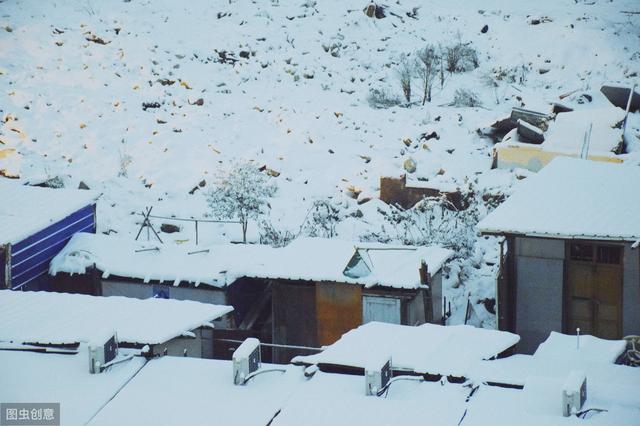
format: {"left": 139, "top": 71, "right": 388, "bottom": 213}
{"left": 90, "top": 357, "right": 304, "bottom": 426}
{"left": 48, "top": 232, "right": 269, "bottom": 288}
{"left": 467, "top": 333, "right": 640, "bottom": 423}
{"left": 293, "top": 321, "right": 519, "bottom": 377}
{"left": 0, "top": 348, "right": 146, "bottom": 426}
{"left": 500, "top": 107, "right": 625, "bottom": 156}
{"left": 241, "top": 238, "right": 453, "bottom": 289}
{"left": 543, "top": 107, "right": 625, "bottom": 154}
{"left": 0, "top": 181, "right": 99, "bottom": 245}
{"left": 272, "top": 369, "right": 469, "bottom": 426}
{"left": 0, "top": 290, "right": 233, "bottom": 346}
{"left": 50, "top": 233, "right": 453, "bottom": 290}
{"left": 478, "top": 157, "right": 640, "bottom": 241}
{"left": 87, "top": 346, "right": 639, "bottom": 426}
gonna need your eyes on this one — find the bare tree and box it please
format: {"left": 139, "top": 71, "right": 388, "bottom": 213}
{"left": 415, "top": 45, "right": 439, "bottom": 105}
{"left": 397, "top": 55, "right": 412, "bottom": 103}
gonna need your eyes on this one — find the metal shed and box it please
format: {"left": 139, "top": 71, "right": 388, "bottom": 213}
{"left": 0, "top": 182, "right": 98, "bottom": 290}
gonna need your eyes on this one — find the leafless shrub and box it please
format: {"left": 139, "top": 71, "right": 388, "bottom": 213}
{"left": 445, "top": 40, "right": 479, "bottom": 73}
{"left": 415, "top": 45, "right": 439, "bottom": 105}
{"left": 397, "top": 55, "right": 413, "bottom": 103}
{"left": 367, "top": 88, "right": 402, "bottom": 109}
{"left": 452, "top": 88, "right": 482, "bottom": 107}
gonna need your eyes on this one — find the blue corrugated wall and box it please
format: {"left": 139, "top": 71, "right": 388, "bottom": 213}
{"left": 10, "top": 204, "right": 96, "bottom": 290}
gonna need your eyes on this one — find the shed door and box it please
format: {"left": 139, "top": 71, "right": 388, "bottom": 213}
{"left": 315, "top": 282, "right": 362, "bottom": 346}
{"left": 363, "top": 296, "right": 401, "bottom": 325}
{"left": 566, "top": 243, "right": 622, "bottom": 339}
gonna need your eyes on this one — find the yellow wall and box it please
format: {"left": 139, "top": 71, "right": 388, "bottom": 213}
{"left": 495, "top": 145, "right": 623, "bottom": 172}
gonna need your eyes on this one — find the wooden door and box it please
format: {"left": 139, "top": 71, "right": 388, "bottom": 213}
{"left": 566, "top": 243, "right": 622, "bottom": 339}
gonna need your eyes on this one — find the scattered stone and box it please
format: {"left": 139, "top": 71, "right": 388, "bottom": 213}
{"left": 78, "top": 181, "right": 90, "bottom": 190}
{"left": 239, "top": 50, "right": 250, "bottom": 59}
{"left": 419, "top": 131, "right": 439, "bottom": 142}
{"left": 403, "top": 158, "right": 417, "bottom": 173}
{"left": 160, "top": 223, "right": 181, "bottom": 233}
{"left": 538, "top": 68, "right": 550, "bottom": 75}
{"left": 189, "top": 98, "right": 204, "bottom": 106}
{"left": 402, "top": 138, "right": 412, "bottom": 147}
{"left": 157, "top": 78, "right": 175, "bottom": 86}
{"left": 363, "top": 2, "right": 386, "bottom": 19}
{"left": 85, "top": 33, "right": 109, "bottom": 45}
{"left": 528, "top": 16, "right": 552, "bottom": 25}
{"left": 481, "top": 24, "right": 489, "bottom": 33}
{"left": 142, "top": 102, "right": 161, "bottom": 111}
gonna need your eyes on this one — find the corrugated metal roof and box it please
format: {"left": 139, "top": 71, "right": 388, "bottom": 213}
{"left": 0, "top": 181, "right": 99, "bottom": 245}
{"left": 0, "top": 290, "right": 233, "bottom": 345}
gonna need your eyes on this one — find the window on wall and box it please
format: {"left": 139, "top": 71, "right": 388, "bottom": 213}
{"left": 596, "top": 246, "right": 622, "bottom": 265}
{"left": 570, "top": 243, "right": 593, "bottom": 262}
{"left": 363, "top": 296, "right": 401, "bottom": 325}
{"left": 570, "top": 242, "right": 622, "bottom": 265}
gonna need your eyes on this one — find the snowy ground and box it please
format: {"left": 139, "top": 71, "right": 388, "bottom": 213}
{"left": 1, "top": 0, "right": 639, "bottom": 326}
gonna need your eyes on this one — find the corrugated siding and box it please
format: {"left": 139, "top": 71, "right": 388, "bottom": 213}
{"left": 0, "top": 246, "right": 5, "bottom": 288}
{"left": 10, "top": 204, "right": 95, "bottom": 290}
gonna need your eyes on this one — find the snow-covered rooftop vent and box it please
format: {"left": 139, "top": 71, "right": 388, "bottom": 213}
{"left": 562, "top": 370, "right": 587, "bottom": 417}
{"left": 88, "top": 334, "right": 118, "bottom": 374}
{"left": 233, "top": 338, "right": 261, "bottom": 385}
{"left": 365, "top": 355, "right": 392, "bottom": 396}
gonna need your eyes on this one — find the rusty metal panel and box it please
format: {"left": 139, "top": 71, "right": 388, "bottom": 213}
{"left": 272, "top": 280, "right": 317, "bottom": 362}
{"left": 315, "top": 281, "right": 362, "bottom": 346}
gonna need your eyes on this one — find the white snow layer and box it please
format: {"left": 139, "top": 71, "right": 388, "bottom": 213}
{"left": 477, "top": 156, "right": 640, "bottom": 241}
{"left": 293, "top": 321, "right": 519, "bottom": 377}
{"left": 50, "top": 233, "right": 452, "bottom": 289}
{"left": 0, "top": 348, "right": 146, "bottom": 426}
{"left": 0, "top": 181, "right": 99, "bottom": 244}
{"left": 0, "top": 290, "right": 232, "bottom": 345}
{"left": 89, "top": 357, "right": 304, "bottom": 426}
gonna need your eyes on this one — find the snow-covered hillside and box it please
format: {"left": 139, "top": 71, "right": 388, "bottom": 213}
{"left": 1, "top": 0, "right": 638, "bottom": 325}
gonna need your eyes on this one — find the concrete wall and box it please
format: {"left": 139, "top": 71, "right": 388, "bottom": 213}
{"left": 101, "top": 280, "right": 232, "bottom": 329}
{"left": 406, "top": 291, "right": 426, "bottom": 326}
{"left": 623, "top": 244, "right": 640, "bottom": 337}
{"left": 514, "top": 237, "right": 565, "bottom": 354}
{"left": 150, "top": 327, "right": 214, "bottom": 358}
{"left": 431, "top": 271, "right": 443, "bottom": 324}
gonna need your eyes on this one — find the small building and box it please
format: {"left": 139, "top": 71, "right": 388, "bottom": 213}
{"left": 0, "top": 290, "right": 233, "bottom": 358}
{"left": 48, "top": 232, "right": 272, "bottom": 331}
{"left": 478, "top": 157, "right": 640, "bottom": 353}
{"left": 236, "top": 238, "right": 453, "bottom": 363}
{"left": 379, "top": 174, "right": 469, "bottom": 210}
{"left": 0, "top": 181, "right": 98, "bottom": 290}
{"left": 50, "top": 234, "right": 453, "bottom": 363}
{"left": 490, "top": 91, "right": 629, "bottom": 172}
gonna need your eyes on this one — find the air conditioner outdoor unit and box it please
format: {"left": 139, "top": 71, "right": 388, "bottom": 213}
{"left": 88, "top": 334, "right": 118, "bottom": 374}
{"left": 365, "top": 356, "right": 392, "bottom": 396}
{"left": 232, "top": 338, "right": 261, "bottom": 385}
{"left": 562, "top": 370, "right": 587, "bottom": 416}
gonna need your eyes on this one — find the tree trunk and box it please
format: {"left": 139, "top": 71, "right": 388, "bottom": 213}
{"left": 242, "top": 220, "right": 248, "bottom": 243}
